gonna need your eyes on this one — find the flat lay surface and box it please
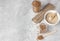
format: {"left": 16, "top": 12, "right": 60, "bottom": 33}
{"left": 0, "top": 0, "right": 60, "bottom": 41}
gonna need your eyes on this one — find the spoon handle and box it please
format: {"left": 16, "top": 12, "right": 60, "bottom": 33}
{"left": 44, "top": 28, "right": 57, "bottom": 37}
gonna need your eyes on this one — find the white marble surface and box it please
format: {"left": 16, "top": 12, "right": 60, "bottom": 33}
{"left": 0, "top": 0, "right": 60, "bottom": 41}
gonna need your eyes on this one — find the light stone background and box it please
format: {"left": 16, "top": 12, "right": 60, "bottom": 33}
{"left": 0, "top": 0, "right": 60, "bottom": 41}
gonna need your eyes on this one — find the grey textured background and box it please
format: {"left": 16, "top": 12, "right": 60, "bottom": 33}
{"left": 0, "top": 0, "right": 60, "bottom": 41}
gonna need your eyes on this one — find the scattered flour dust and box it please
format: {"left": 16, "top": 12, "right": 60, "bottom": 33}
{"left": 24, "top": 9, "right": 38, "bottom": 41}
